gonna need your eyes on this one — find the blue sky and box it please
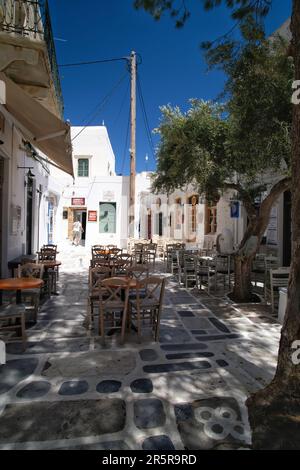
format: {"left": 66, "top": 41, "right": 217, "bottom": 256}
{"left": 49, "top": 0, "right": 292, "bottom": 175}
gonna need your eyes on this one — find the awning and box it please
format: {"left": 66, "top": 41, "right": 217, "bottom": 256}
{"left": 0, "top": 72, "right": 74, "bottom": 177}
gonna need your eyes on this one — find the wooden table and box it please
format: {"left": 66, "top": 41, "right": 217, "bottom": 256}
{"left": 0, "top": 278, "right": 44, "bottom": 304}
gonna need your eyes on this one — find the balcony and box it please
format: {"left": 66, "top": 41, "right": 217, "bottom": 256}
{"left": 0, "top": 0, "right": 63, "bottom": 117}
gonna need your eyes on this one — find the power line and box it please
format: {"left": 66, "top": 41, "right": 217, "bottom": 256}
{"left": 71, "top": 70, "right": 128, "bottom": 143}
{"left": 59, "top": 57, "right": 130, "bottom": 67}
{"left": 112, "top": 78, "right": 130, "bottom": 128}
{"left": 137, "top": 72, "right": 156, "bottom": 164}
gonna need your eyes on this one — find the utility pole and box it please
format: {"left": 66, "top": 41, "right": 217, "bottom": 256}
{"left": 129, "top": 51, "right": 136, "bottom": 238}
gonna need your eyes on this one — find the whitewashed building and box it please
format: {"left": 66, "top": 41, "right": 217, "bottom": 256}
{"left": 0, "top": 1, "right": 73, "bottom": 277}
{"left": 51, "top": 126, "right": 152, "bottom": 249}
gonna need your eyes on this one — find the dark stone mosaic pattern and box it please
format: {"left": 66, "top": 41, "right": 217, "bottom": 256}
{"left": 58, "top": 380, "right": 89, "bottom": 396}
{"left": 208, "top": 318, "right": 231, "bottom": 333}
{"left": 143, "top": 361, "right": 211, "bottom": 374}
{"left": 0, "top": 399, "right": 126, "bottom": 442}
{"left": 16, "top": 381, "right": 51, "bottom": 399}
{"left": 130, "top": 379, "right": 153, "bottom": 394}
{"left": 96, "top": 381, "right": 122, "bottom": 394}
{"left": 159, "top": 328, "right": 192, "bottom": 343}
{"left": 142, "top": 435, "right": 175, "bottom": 450}
{"left": 161, "top": 343, "right": 208, "bottom": 352}
{"left": 216, "top": 360, "right": 229, "bottom": 368}
{"left": 195, "top": 334, "right": 240, "bottom": 342}
{"left": 177, "top": 311, "right": 195, "bottom": 318}
{"left": 165, "top": 352, "right": 214, "bottom": 360}
{"left": 6, "top": 338, "right": 90, "bottom": 355}
{"left": 0, "top": 359, "right": 39, "bottom": 395}
{"left": 134, "top": 399, "right": 166, "bottom": 429}
{"left": 139, "top": 349, "right": 158, "bottom": 362}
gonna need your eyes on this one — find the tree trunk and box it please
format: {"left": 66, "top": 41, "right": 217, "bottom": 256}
{"left": 246, "top": 0, "right": 300, "bottom": 449}
{"left": 232, "top": 254, "right": 253, "bottom": 302}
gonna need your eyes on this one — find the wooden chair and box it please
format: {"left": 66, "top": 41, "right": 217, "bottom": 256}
{"left": 17, "top": 263, "right": 44, "bottom": 322}
{"left": 125, "top": 264, "right": 149, "bottom": 280}
{"left": 265, "top": 268, "right": 290, "bottom": 313}
{"left": 98, "top": 278, "right": 130, "bottom": 344}
{"left": 112, "top": 254, "right": 133, "bottom": 276}
{"left": 87, "top": 266, "right": 113, "bottom": 326}
{"left": 182, "top": 253, "right": 197, "bottom": 288}
{"left": 196, "top": 257, "right": 215, "bottom": 294}
{"left": 0, "top": 304, "right": 27, "bottom": 351}
{"left": 129, "top": 276, "right": 166, "bottom": 342}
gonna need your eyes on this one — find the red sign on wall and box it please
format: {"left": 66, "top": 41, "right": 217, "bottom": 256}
{"left": 71, "top": 198, "right": 85, "bottom": 206}
{"left": 88, "top": 210, "right": 97, "bottom": 222}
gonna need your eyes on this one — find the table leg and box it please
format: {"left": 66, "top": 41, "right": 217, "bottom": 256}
{"left": 16, "top": 290, "right": 22, "bottom": 304}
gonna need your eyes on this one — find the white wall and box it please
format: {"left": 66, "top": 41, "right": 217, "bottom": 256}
{"left": 0, "top": 105, "right": 50, "bottom": 276}
{"left": 71, "top": 126, "right": 116, "bottom": 179}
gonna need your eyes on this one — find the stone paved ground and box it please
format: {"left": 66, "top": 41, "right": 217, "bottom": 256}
{"left": 0, "top": 243, "right": 282, "bottom": 450}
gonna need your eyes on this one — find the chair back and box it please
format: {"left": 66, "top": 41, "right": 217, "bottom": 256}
{"left": 136, "top": 276, "right": 166, "bottom": 305}
{"left": 38, "top": 248, "right": 56, "bottom": 262}
{"left": 18, "top": 263, "right": 44, "bottom": 279}
{"left": 112, "top": 254, "right": 132, "bottom": 275}
{"left": 126, "top": 264, "right": 149, "bottom": 280}
{"left": 265, "top": 256, "right": 279, "bottom": 272}
{"left": 270, "top": 268, "right": 290, "bottom": 290}
{"left": 99, "top": 278, "right": 129, "bottom": 307}
{"left": 89, "top": 266, "right": 112, "bottom": 289}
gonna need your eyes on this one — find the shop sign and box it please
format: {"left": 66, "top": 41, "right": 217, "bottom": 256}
{"left": 88, "top": 210, "right": 97, "bottom": 222}
{"left": 71, "top": 198, "right": 85, "bottom": 206}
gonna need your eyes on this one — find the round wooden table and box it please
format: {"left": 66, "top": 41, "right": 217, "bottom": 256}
{"left": 0, "top": 278, "right": 44, "bottom": 304}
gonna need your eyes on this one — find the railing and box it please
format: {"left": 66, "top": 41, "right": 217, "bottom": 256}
{"left": 0, "top": 0, "right": 64, "bottom": 116}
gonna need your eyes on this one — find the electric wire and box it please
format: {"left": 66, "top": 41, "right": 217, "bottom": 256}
{"left": 59, "top": 57, "right": 129, "bottom": 67}
{"left": 137, "top": 73, "right": 156, "bottom": 164}
{"left": 112, "top": 78, "right": 130, "bottom": 128}
{"left": 71, "top": 70, "right": 128, "bottom": 142}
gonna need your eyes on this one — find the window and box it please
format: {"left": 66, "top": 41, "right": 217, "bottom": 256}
{"left": 99, "top": 202, "right": 116, "bottom": 233}
{"left": 77, "top": 159, "right": 89, "bottom": 177}
{"left": 158, "top": 212, "right": 163, "bottom": 236}
{"left": 205, "top": 205, "right": 217, "bottom": 234}
{"left": 188, "top": 195, "right": 199, "bottom": 233}
{"left": 175, "top": 198, "right": 182, "bottom": 230}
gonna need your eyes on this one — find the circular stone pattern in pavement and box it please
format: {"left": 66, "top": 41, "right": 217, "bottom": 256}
{"left": 130, "top": 379, "right": 153, "bottom": 394}
{"left": 16, "top": 381, "right": 51, "bottom": 399}
{"left": 58, "top": 380, "right": 89, "bottom": 396}
{"left": 96, "top": 380, "right": 122, "bottom": 394}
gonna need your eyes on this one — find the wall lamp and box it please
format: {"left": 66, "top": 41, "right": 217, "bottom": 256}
{"left": 17, "top": 166, "right": 35, "bottom": 178}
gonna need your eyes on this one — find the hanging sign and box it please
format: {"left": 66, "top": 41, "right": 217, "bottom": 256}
{"left": 71, "top": 198, "right": 85, "bottom": 206}
{"left": 88, "top": 211, "right": 97, "bottom": 222}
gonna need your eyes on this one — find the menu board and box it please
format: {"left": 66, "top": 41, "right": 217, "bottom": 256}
{"left": 267, "top": 206, "right": 278, "bottom": 246}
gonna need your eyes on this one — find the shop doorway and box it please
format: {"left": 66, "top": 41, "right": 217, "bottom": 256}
{"left": 74, "top": 209, "right": 87, "bottom": 246}
{"left": 26, "top": 174, "right": 34, "bottom": 254}
{"left": 147, "top": 210, "right": 152, "bottom": 240}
